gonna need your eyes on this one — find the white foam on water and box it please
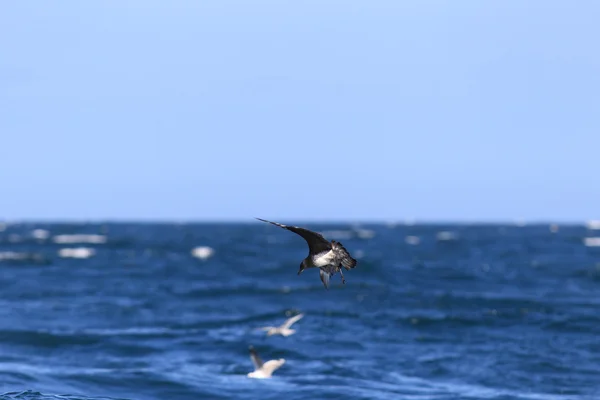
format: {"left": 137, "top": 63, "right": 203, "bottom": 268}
{"left": 355, "top": 229, "right": 375, "bottom": 239}
{"left": 405, "top": 236, "right": 420, "bottom": 245}
{"left": 32, "top": 229, "right": 50, "bottom": 240}
{"left": 58, "top": 247, "right": 96, "bottom": 258}
{"left": 586, "top": 220, "right": 600, "bottom": 230}
{"left": 53, "top": 234, "right": 107, "bottom": 244}
{"left": 583, "top": 237, "right": 600, "bottom": 247}
{"left": 191, "top": 246, "right": 214, "bottom": 260}
{"left": 436, "top": 231, "right": 458, "bottom": 241}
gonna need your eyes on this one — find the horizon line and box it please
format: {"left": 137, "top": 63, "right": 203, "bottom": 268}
{"left": 1, "top": 217, "right": 597, "bottom": 225}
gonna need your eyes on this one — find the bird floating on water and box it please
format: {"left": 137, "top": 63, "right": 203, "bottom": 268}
{"left": 256, "top": 218, "right": 357, "bottom": 289}
{"left": 247, "top": 346, "right": 285, "bottom": 379}
{"left": 258, "top": 313, "right": 304, "bottom": 337}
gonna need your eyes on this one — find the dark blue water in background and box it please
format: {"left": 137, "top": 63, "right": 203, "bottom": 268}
{"left": 0, "top": 221, "right": 599, "bottom": 400}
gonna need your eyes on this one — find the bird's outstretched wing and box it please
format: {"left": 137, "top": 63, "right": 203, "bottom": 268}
{"left": 262, "top": 359, "right": 285, "bottom": 375}
{"left": 331, "top": 241, "right": 357, "bottom": 270}
{"left": 249, "top": 346, "right": 264, "bottom": 369}
{"left": 281, "top": 313, "right": 304, "bottom": 329}
{"left": 256, "top": 218, "right": 331, "bottom": 254}
{"left": 257, "top": 326, "right": 273, "bottom": 331}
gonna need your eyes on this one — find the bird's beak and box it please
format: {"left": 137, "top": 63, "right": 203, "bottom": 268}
{"left": 298, "top": 261, "right": 306, "bottom": 275}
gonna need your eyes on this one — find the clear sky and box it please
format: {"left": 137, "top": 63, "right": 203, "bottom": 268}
{"left": 0, "top": 1, "right": 598, "bottom": 222}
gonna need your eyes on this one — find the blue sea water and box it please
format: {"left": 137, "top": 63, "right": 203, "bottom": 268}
{"left": 0, "top": 221, "right": 599, "bottom": 400}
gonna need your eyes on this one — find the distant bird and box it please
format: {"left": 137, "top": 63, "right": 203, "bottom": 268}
{"left": 247, "top": 346, "right": 286, "bottom": 379}
{"left": 256, "top": 218, "right": 357, "bottom": 289}
{"left": 259, "top": 313, "right": 304, "bottom": 337}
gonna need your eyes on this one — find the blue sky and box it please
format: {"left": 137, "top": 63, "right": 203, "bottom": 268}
{"left": 0, "top": 1, "right": 598, "bottom": 222}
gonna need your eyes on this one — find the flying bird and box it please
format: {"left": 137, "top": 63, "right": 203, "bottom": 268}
{"left": 256, "top": 218, "right": 357, "bottom": 289}
{"left": 258, "top": 313, "right": 304, "bottom": 337}
{"left": 247, "top": 346, "right": 286, "bottom": 379}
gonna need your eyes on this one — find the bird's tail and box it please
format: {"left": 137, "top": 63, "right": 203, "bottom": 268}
{"left": 319, "top": 269, "right": 331, "bottom": 289}
{"left": 332, "top": 241, "right": 357, "bottom": 270}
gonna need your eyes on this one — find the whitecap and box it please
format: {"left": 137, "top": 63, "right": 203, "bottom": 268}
{"left": 405, "top": 236, "right": 420, "bottom": 245}
{"left": 32, "top": 229, "right": 50, "bottom": 240}
{"left": 0, "top": 251, "right": 46, "bottom": 263}
{"left": 191, "top": 246, "right": 214, "bottom": 260}
{"left": 53, "top": 234, "right": 107, "bottom": 244}
{"left": 436, "top": 231, "right": 458, "bottom": 241}
{"left": 58, "top": 247, "right": 96, "bottom": 259}
{"left": 355, "top": 229, "right": 375, "bottom": 239}
{"left": 583, "top": 237, "right": 600, "bottom": 247}
{"left": 586, "top": 220, "right": 600, "bottom": 230}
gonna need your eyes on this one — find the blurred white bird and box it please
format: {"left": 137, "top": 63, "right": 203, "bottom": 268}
{"left": 258, "top": 313, "right": 304, "bottom": 337}
{"left": 247, "top": 346, "right": 285, "bottom": 379}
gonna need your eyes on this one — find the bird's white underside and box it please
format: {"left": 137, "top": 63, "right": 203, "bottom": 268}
{"left": 248, "top": 359, "right": 286, "bottom": 379}
{"left": 312, "top": 250, "right": 336, "bottom": 267}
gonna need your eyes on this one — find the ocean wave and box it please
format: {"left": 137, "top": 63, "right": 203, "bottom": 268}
{"left": 0, "top": 391, "right": 132, "bottom": 400}
{"left": 0, "top": 222, "right": 597, "bottom": 399}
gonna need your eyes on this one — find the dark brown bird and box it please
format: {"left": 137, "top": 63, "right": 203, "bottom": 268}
{"left": 256, "top": 218, "right": 357, "bottom": 289}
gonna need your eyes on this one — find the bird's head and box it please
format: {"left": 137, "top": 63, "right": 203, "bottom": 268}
{"left": 298, "top": 259, "right": 309, "bottom": 275}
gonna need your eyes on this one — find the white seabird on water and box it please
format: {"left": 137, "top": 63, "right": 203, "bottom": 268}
{"left": 247, "top": 346, "right": 285, "bottom": 379}
{"left": 256, "top": 218, "right": 358, "bottom": 289}
{"left": 259, "top": 313, "right": 304, "bottom": 337}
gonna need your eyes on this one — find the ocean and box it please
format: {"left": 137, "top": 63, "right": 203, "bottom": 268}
{"left": 0, "top": 221, "right": 598, "bottom": 400}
